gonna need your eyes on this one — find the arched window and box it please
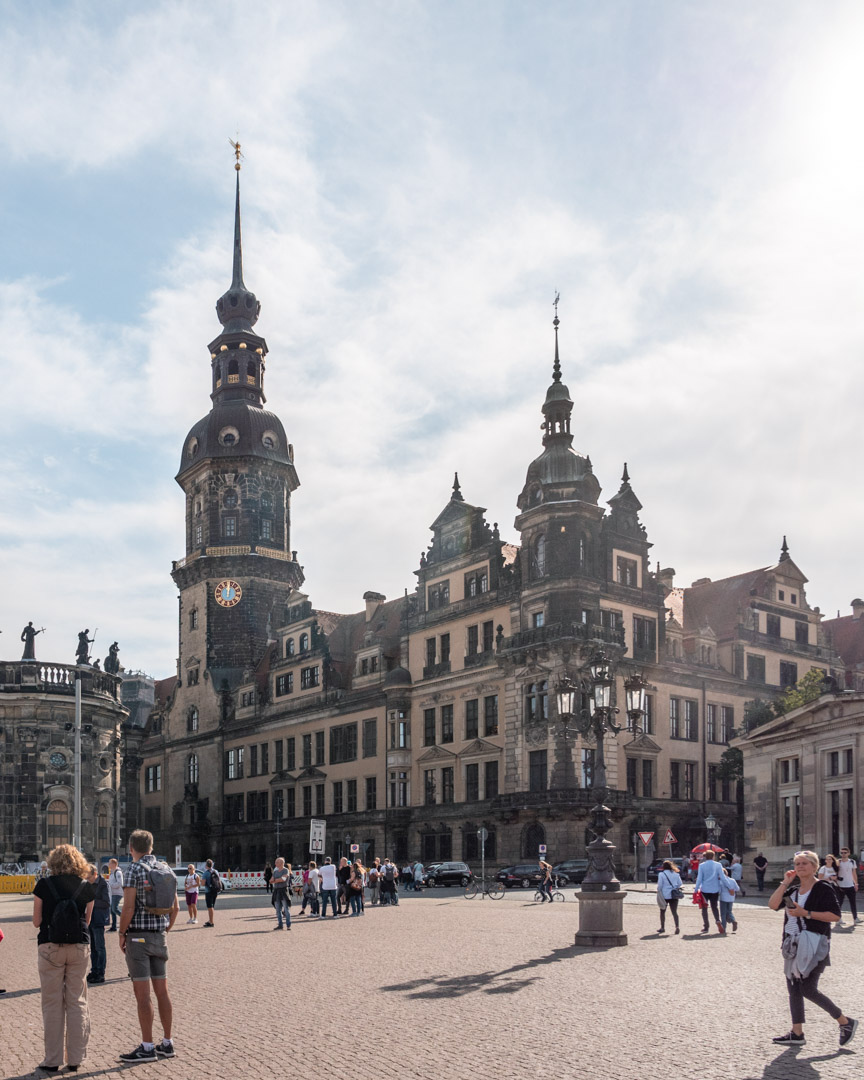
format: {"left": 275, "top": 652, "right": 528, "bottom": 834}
{"left": 246, "top": 360, "right": 256, "bottom": 382}
{"left": 187, "top": 707, "right": 199, "bottom": 733}
{"left": 187, "top": 754, "right": 199, "bottom": 785}
{"left": 228, "top": 357, "right": 239, "bottom": 378}
{"left": 525, "top": 680, "right": 548, "bottom": 722}
{"left": 261, "top": 493, "right": 273, "bottom": 514}
{"left": 523, "top": 821, "right": 546, "bottom": 860}
{"left": 299, "top": 632, "right": 309, "bottom": 652}
{"left": 46, "top": 799, "right": 69, "bottom": 850}
{"left": 533, "top": 535, "right": 546, "bottom": 577}
{"left": 286, "top": 638, "right": 295, "bottom": 657}
{"left": 97, "top": 803, "right": 110, "bottom": 848}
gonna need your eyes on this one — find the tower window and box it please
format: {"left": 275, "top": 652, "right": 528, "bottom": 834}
{"left": 261, "top": 519, "right": 273, "bottom": 540}
{"left": 223, "top": 516, "right": 237, "bottom": 538}
{"left": 533, "top": 535, "right": 546, "bottom": 577}
{"left": 219, "top": 427, "right": 239, "bottom": 447}
{"left": 261, "top": 493, "right": 273, "bottom": 513}
{"left": 299, "top": 632, "right": 309, "bottom": 652}
{"left": 189, "top": 609, "right": 198, "bottom": 630}
{"left": 246, "top": 361, "right": 256, "bottom": 384}
{"left": 286, "top": 638, "right": 295, "bottom": 657}
{"left": 224, "top": 490, "right": 238, "bottom": 509}
{"left": 194, "top": 524, "right": 203, "bottom": 546}
{"left": 187, "top": 707, "right": 199, "bottom": 733}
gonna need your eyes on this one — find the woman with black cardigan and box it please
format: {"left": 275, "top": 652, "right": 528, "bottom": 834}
{"left": 768, "top": 850, "right": 856, "bottom": 1048}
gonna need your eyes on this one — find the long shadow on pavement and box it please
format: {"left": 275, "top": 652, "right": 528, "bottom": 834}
{"left": 380, "top": 943, "right": 582, "bottom": 999}
{"left": 741, "top": 1047, "right": 853, "bottom": 1079}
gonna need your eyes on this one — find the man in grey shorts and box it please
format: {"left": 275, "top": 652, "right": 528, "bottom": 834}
{"left": 117, "top": 829, "right": 179, "bottom": 1062}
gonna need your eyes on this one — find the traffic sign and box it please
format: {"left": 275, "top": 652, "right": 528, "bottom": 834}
{"left": 637, "top": 831, "right": 654, "bottom": 846}
{"left": 663, "top": 829, "right": 677, "bottom": 846}
{"left": 477, "top": 827, "right": 489, "bottom": 842}
{"left": 309, "top": 818, "right": 326, "bottom": 854}
{"left": 350, "top": 843, "right": 359, "bottom": 854}
{"left": 539, "top": 844, "right": 547, "bottom": 854}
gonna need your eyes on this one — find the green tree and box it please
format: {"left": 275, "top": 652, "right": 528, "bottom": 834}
{"left": 742, "top": 698, "right": 775, "bottom": 733}
{"left": 716, "top": 745, "right": 742, "bottom": 782}
{"left": 773, "top": 667, "right": 827, "bottom": 716}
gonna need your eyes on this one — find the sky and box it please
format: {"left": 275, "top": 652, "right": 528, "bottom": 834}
{"left": 1, "top": 0, "right": 862, "bottom": 679}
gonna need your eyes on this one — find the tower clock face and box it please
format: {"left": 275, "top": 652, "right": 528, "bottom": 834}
{"left": 214, "top": 579, "right": 243, "bottom": 608}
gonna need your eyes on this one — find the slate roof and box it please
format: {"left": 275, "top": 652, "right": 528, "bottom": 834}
{"left": 823, "top": 614, "right": 864, "bottom": 668}
{"left": 682, "top": 567, "right": 771, "bottom": 639}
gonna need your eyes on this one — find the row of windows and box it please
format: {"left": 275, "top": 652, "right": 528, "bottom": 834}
{"left": 224, "top": 722, "right": 378, "bottom": 780}
{"left": 275, "top": 665, "right": 320, "bottom": 696}
{"left": 423, "top": 696, "right": 498, "bottom": 746}
{"left": 45, "top": 799, "right": 113, "bottom": 850}
{"left": 670, "top": 700, "right": 734, "bottom": 743}
{"left": 426, "top": 622, "right": 496, "bottom": 671}
{"left": 426, "top": 569, "right": 490, "bottom": 610}
{"left": 747, "top": 654, "right": 806, "bottom": 687}
{"left": 424, "top": 761, "right": 499, "bottom": 804}
{"left": 191, "top": 517, "right": 275, "bottom": 546}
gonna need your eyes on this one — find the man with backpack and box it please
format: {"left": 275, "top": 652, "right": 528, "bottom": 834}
{"left": 380, "top": 858, "right": 399, "bottom": 905}
{"left": 201, "top": 858, "right": 223, "bottom": 927}
{"left": 117, "top": 829, "right": 179, "bottom": 1062}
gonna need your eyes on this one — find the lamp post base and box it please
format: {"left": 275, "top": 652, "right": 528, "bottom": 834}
{"left": 574, "top": 889, "right": 628, "bottom": 947}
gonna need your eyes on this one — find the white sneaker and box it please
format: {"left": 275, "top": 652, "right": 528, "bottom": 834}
{"left": 187, "top": 917, "right": 194, "bottom": 923}
{"left": 192, "top": 918, "right": 197, "bottom": 924}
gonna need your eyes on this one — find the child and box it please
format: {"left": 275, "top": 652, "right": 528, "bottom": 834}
{"left": 718, "top": 866, "right": 740, "bottom": 934}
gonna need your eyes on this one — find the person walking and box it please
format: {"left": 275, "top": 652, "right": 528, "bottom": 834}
{"left": 336, "top": 857, "right": 352, "bottom": 914}
{"left": 319, "top": 858, "right": 340, "bottom": 918}
{"left": 263, "top": 863, "right": 273, "bottom": 893}
{"left": 200, "top": 859, "right": 222, "bottom": 927}
{"left": 86, "top": 865, "right": 110, "bottom": 984}
{"left": 117, "top": 829, "right": 179, "bottom": 1062}
{"left": 730, "top": 856, "right": 746, "bottom": 897}
{"left": 769, "top": 850, "right": 856, "bottom": 1048}
{"left": 836, "top": 847, "right": 860, "bottom": 927}
{"left": 107, "top": 858, "right": 124, "bottom": 932}
{"left": 537, "top": 859, "right": 554, "bottom": 903}
{"left": 301, "top": 861, "right": 320, "bottom": 916}
{"left": 818, "top": 854, "right": 839, "bottom": 885}
{"left": 402, "top": 862, "right": 414, "bottom": 891}
{"left": 32, "top": 843, "right": 96, "bottom": 1074}
{"left": 413, "top": 859, "right": 425, "bottom": 892}
{"left": 380, "top": 858, "right": 399, "bottom": 905}
{"left": 368, "top": 859, "right": 381, "bottom": 906}
{"left": 718, "top": 866, "right": 740, "bottom": 934}
{"left": 694, "top": 850, "right": 726, "bottom": 934}
{"left": 656, "top": 860, "right": 683, "bottom": 934}
{"left": 183, "top": 865, "right": 202, "bottom": 924}
{"left": 271, "top": 858, "right": 292, "bottom": 930}
{"left": 348, "top": 862, "right": 365, "bottom": 915}
{"left": 753, "top": 852, "right": 769, "bottom": 892}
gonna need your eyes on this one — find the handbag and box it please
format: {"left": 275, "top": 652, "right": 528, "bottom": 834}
{"left": 661, "top": 871, "right": 684, "bottom": 901}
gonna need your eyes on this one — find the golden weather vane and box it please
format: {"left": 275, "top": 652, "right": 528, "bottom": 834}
{"left": 229, "top": 137, "right": 244, "bottom": 171}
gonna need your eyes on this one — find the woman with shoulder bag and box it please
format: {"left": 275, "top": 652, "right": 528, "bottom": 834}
{"left": 656, "top": 860, "right": 684, "bottom": 935}
{"left": 349, "top": 862, "right": 365, "bottom": 916}
{"left": 768, "top": 850, "right": 856, "bottom": 1048}
{"left": 32, "top": 844, "right": 96, "bottom": 1073}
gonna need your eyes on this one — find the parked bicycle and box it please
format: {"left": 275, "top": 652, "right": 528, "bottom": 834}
{"left": 464, "top": 879, "right": 505, "bottom": 899}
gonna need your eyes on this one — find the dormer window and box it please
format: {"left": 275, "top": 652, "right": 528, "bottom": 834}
{"left": 286, "top": 638, "right": 295, "bottom": 657}
{"left": 299, "top": 632, "right": 309, "bottom": 652}
{"left": 616, "top": 555, "right": 638, "bottom": 587}
{"left": 464, "top": 570, "right": 488, "bottom": 597}
{"left": 428, "top": 581, "right": 450, "bottom": 609}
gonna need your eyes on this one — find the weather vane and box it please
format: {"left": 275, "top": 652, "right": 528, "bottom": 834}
{"left": 229, "top": 136, "right": 244, "bottom": 171}
{"left": 553, "top": 290, "right": 560, "bottom": 326}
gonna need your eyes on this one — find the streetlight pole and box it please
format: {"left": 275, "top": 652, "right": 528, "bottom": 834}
{"left": 556, "top": 655, "right": 646, "bottom": 948}
{"left": 73, "top": 672, "right": 82, "bottom": 850}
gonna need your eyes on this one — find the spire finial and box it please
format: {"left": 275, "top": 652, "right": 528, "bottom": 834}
{"left": 780, "top": 535, "right": 789, "bottom": 561}
{"left": 230, "top": 136, "right": 243, "bottom": 171}
{"left": 552, "top": 290, "right": 561, "bottom": 383}
{"left": 228, "top": 139, "right": 245, "bottom": 290}
{"left": 622, "top": 462, "right": 630, "bottom": 484}
{"left": 452, "top": 472, "right": 464, "bottom": 501}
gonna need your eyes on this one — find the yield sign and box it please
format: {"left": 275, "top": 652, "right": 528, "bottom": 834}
{"left": 637, "top": 831, "right": 654, "bottom": 846}
{"left": 663, "top": 829, "right": 678, "bottom": 846}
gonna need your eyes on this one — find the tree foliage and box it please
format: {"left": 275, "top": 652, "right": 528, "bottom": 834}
{"left": 742, "top": 668, "right": 829, "bottom": 734}
{"left": 716, "top": 745, "right": 743, "bottom": 782}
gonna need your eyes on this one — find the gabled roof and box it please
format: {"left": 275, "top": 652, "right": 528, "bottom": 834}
{"left": 682, "top": 567, "right": 770, "bottom": 639}
{"left": 153, "top": 676, "right": 177, "bottom": 709}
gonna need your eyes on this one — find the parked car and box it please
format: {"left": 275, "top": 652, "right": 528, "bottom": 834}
{"left": 496, "top": 864, "right": 545, "bottom": 888}
{"left": 424, "top": 861, "right": 473, "bottom": 887}
{"left": 645, "top": 859, "right": 666, "bottom": 882}
{"left": 552, "top": 859, "right": 590, "bottom": 885}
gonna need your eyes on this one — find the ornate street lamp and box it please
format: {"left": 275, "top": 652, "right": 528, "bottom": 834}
{"left": 704, "top": 813, "right": 718, "bottom": 844}
{"left": 556, "top": 651, "right": 645, "bottom": 947}
{"left": 624, "top": 671, "right": 648, "bottom": 734}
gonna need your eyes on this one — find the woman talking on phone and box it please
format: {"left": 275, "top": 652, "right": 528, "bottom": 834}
{"left": 768, "top": 850, "right": 856, "bottom": 1048}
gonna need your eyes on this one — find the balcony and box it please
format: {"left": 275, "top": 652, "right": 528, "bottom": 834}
{"left": 736, "top": 625, "right": 835, "bottom": 661}
{"left": 0, "top": 661, "right": 122, "bottom": 701}
{"left": 422, "top": 661, "right": 451, "bottom": 680}
{"left": 498, "top": 620, "right": 625, "bottom": 656}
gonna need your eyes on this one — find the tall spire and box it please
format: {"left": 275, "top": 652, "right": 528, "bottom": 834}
{"left": 215, "top": 140, "right": 261, "bottom": 332}
{"left": 779, "top": 535, "right": 790, "bottom": 561}
{"left": 552, "top": 290, "right": 561, "bottom": 383}
{"left": 451, "top": 472, "right": 464, "bottom": 502}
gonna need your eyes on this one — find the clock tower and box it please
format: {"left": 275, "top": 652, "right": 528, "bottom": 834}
{"left": 171, "top": 161, "right": 304, "bottom": 713}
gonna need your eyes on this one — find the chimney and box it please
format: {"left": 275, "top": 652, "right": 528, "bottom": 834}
{"left": 363, "top": 591, "right": 386, "bottom": 622}
{"left": 691, "top": 577, "right": 712, "bottom": 588}
{"left": 851, "top": 598, "right": 864, "bottom": 621}
{"left": 658, "top": 567, "right": 675, "bottom": 592}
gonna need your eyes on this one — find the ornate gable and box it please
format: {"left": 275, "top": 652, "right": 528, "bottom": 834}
{"left": 416, "top": 745, "right": 458, "bottom": 764}
{"left": 460, "top": 738, "right": 503, "bottom": 760}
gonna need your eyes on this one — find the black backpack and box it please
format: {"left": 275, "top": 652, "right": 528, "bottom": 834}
{"left": 384, "top": 864, "right": 396, "bottom": 882}
{"left": 209, "top": 868, "right": 222, "bottom": 893}
{"left": 46, "top": 879, "right": 87, "bottom": 944}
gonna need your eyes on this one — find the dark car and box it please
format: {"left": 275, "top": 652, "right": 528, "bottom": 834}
{"left": 424, "top": 861, "right": 473, "bottom": 887}
{"left": 496, "top": 863, "right": 546, "bottom": 888}
{"left": 552, "top": 859, "right": 590, "bottom": 885}
{"left": 645, "top": 859, "right": 669, "bottom": 882}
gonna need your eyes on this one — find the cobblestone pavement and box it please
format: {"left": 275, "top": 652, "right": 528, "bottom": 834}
{"left": 1, "top": 887, "right": 859, "bottom": 1080}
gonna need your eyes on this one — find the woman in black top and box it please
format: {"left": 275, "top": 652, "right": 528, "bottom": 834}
{"left": 32, "top": 844, "right": 96, "bottom": 1073}
{"left": 264, "top": 863, "right": 273, "bottom": 893}
{"left": 768, "top": 850, "right": 856, "bottom": 1048}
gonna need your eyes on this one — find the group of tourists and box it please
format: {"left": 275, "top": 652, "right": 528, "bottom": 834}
{"left": 262, "top": 855, "right": 409, "bottom": 927}
{"left": 653, "top": 847, "right": 858, "bottom": 1048}
{"left": 29, "top": 829, "right": 178, "bottom": 1073}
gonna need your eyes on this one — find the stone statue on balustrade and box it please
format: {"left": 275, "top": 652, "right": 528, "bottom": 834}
{"left": 75, "top": 629, "right": 95, "bottom": 666}
{"left": 104, "top": 641, "right": 120, "bottom": 674}
{"left": 20, "top": 621, "right": 44, "bottom": 661}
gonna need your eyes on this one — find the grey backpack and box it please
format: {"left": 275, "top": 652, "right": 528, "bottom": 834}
{"left": 143, "top": 861, "right": 176, "bottom": 915}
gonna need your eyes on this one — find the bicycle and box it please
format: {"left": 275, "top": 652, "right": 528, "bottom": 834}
{"left": 464, "top": 880, "right": 505, "bottom": 899}
{"left": 533, "top": 886, "right": 565, "bottom": 902}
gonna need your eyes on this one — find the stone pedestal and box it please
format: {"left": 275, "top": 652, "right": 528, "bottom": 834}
{"left": 574, "top": 887, "right": 627, "bottom": 947}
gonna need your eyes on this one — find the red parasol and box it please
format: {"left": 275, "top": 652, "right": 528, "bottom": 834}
{"left": 690, "top": 843, "right": 725, "bottom": 855}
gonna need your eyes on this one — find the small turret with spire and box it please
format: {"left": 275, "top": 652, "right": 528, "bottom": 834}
{"left": 779, "top": 535, "right": 790, "bottom": 562}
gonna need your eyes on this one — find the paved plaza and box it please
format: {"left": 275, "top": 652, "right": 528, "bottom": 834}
{"left": 1, "top": 886, "right": 860, "bottom": 1080}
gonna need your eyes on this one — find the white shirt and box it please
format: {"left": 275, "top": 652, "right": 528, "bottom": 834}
{"left": 818, "top": 865, "right": 838, "bottom": 882}
{"left": 837, "top": 859, "right": 856, "bottom": 888}
{"left": 319, "top": 864, "right": 338, "bottom": 890}
{"left": 784, "top": 887, "right": 811, "bottom": 940}
{"left": 108, "top": 868, "right": 125, "bottom": 896}
{"left": 306, "top": 868, "right": 320, "bottom": 891}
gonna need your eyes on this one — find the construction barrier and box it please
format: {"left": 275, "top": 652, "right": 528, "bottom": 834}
{"left": 224, "top": 871, "right": 266, "bottom": 889}
{"left": 0, "top": 875, "right": 36, "bottom": 893}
